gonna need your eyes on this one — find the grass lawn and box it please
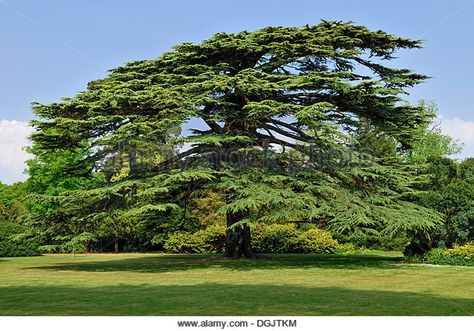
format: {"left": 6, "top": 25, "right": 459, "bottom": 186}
{"left": 1, "top": 252, "right": 474, "bottom": 315}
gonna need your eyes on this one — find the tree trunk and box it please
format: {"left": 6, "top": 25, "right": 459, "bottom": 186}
{"left": 114, "top": 238, "right": 119, "bottom": 253}
{"left": 225, "top": 210, "right": 255, "bottom": 258}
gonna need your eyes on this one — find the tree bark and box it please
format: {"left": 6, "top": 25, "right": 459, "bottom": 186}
{"left": 225, "top": 210, "right": 255, "bottom": 258}
{"left": 114, "top": 238, "right": 119, "bottom": 253}
{"left": 84, "top": 241, "right": 90, "bottom": 253}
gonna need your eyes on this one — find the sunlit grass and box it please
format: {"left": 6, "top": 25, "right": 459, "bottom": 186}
{"left": 0, "top": 253, "right": 473, "bottom": 315}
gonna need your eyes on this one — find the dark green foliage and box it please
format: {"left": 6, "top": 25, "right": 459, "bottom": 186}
{"left": 338, "top": 233, "right": 410, "bottom": 251}
{"left": 39, "top": 232, "right": 99, "bottom": 254}
{"left": 407, "top": 158, "right": 474, "bottom": 253}
{"left": 0, "top": 221, "right": 41, "bottom": 257}
{"left": 398, "top": 103, "right": 471, "bottom": 254}
{"left": 450, "top": 209, "right": 474, "bottom": 244}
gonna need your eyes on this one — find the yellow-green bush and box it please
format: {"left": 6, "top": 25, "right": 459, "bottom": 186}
{"left": 421, "top": 243, "right": 474, "bottom": 266}
{"left": 252, "top": 223, "right": 341, "bottom": 254}
{"left": 164, "top": 222, "right": 342, "bottom": 254}
{"left": 163, "top": 224, "right": 226, "bottom": 253}
{"left": 289, "top": 228, "right": 340, "bottom": 254}
{"left": 251, "top": 223, "right": 299, "bottom": 253}
{"left": 445, "top": 243, "right": 474, "bottom": 260}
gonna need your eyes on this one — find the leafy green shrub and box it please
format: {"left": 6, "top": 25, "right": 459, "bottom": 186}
{"left": 251, "top": 223, "right": 299, "bottom": 253}
{"left": 163, "top": 232, "right": 195, "bottom": 253}
{"left": 164, "top": 223, "right": 341, "bottom": 254}
{"left": 446, "top": 243, "right": 474, "bottom": 260}
{"left": 290, "top": 228, "right": 340, "bottom": 254}
{"left": 39, "top": 244, "right": 62, "bottom": 254}
{"left": 197, "top": 224, "right": 226, "bottom": 253}
{"left": 334, "top": 242, "right": 357, "bottom": 254}
{"left": 0, "top": 221, "right": 41, "bottom": 257}
{"left": 252, "top": 223, "right": 341, "bottom": 254}
{"left": 423, "top": 248, "right": 449, "bottom": 264}
{"left": 164, "top": 224, "right": 226, "bottom": 253}
{"left": 419, "top": 243, "right": 474, "bottom": 266}
{"left": 0, "top": 220, "right": 24, "bottom": 235}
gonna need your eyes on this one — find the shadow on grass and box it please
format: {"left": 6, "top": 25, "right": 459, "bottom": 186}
{"left": 29, "top": 254, "right": 403, "bottom": 273}
{"left": 0, "top": 283, "right": 473, "bottom": 316}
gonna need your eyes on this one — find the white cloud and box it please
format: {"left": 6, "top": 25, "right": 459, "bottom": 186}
{"left": 438, "top": 115, "right": 474, "bottom": 159}
{"left": 0, "top": 120, "right": 33, "bottom": 184}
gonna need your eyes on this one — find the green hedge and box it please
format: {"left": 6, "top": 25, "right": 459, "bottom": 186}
{"left": 164, "top": 223, "right": 341, "bottom": 254}
{"left": 0, "top": 221, "right": 41, "bottom": 257}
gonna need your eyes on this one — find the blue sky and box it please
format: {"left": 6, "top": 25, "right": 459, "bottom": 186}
{"left": 0, "top": 0, "right": 473, "bottom": 183}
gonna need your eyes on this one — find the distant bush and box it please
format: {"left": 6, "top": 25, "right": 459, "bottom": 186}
{"left": 252, "top": 223, "right": 341, "bottom": 254}
{"left": 0, "top": 221, "right": 41, "bottom": 257}
{"left": 164, "top": 223, "right": 342, "bottom": 254}
{"left": 337, "top": 234, "right": 410, "bottom": 251}
{"left": 446, "top": 243, "right": 474, "bottom": 260}
{"left": 251, "top": 223, "right": 299, "bottom": 253}
{"left": 334, "top": 242, "right": 357, "bottom": 254}
{"left": 199, "top": 224, "right": 227, "bottom": 253}
{"left": 38, "top": 232, "right": 99, "bottom": 254}
{"left": 289, "top": 228, "right": 340, "bottom": 254}
{"left": 416, "top": 243, "right": 474, "bottom": 266}
{"left": 163, "top": 224, "right": 226, "bottom": 253}
{"left": 163, "top": 232, "right": 194, "bottom": 253}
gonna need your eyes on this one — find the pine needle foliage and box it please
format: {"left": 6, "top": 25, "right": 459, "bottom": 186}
{"left": 28, "top": 21, "right": 441, "bottom": 255}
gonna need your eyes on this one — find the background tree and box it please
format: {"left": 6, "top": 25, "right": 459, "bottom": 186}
{"left": 0, "top": 182, "right": 28, "bottom": 223}
{"left": 419, "top": 158, "right": 474, "bottom": 250}
{"left": 404, "top": 101, "right": 462, "bottom": 165}
{"left": 398, "top": 102, "right": 469, "bottom": 254}
{"left": 29, "top": 21, "right": 441, "bottom": 257}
